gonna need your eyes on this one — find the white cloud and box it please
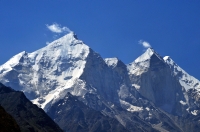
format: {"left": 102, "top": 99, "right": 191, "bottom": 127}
{"left": 138, "top": 40, "right": 151, "bottom": 48}
{"left": 46, "top": 23, "right": 72, "bottom": 33}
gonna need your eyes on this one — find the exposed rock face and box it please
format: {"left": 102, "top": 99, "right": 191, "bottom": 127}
{"left": 0, "top": 83, "right": 63, "bottom": 132}
{"left": 127, "top": 48, "right": 200, "bottom": 115}
{"left": 128, "top": 48, "right": 185, "bottom": 114}
{"left": 127, "top": 48, "right": 200, "bottom": 131}
{"left": 47, "top": 92, "right": 129, "bottom": 132}
{"left": 0, "top": 33, "right": 200, "bottom": 131}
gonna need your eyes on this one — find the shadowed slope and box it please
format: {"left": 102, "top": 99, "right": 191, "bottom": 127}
{"left": 0, "top": 83, "right": 63, "bottom": 132}
{"left": 0, "top": 105, "right": 20, "bottom": 132}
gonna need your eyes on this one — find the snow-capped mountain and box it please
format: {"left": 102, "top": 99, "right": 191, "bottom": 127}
{"left": 127, "top": 48, "right": 200, "bottom": 116}
{"left": 0, "top": 32, "right": 90, "bottom": 110}
{"left": 1, "top": 33, "right": 200, "bottom": 131}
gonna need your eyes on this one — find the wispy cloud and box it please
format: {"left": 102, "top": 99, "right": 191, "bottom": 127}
{"left": 46, "top": 23, "right": 72, "bottom": 33}
{"left": 138, "top": 40, "right": 151, "bottom": 48}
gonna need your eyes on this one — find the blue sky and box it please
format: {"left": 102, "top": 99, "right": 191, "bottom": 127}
{"left": 0, "top": 1, "right": 200, "bottom": 79}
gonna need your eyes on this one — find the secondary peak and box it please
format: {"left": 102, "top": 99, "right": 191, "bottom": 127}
{"left": 135, "top": 48, "right": 162, "bottom": 63}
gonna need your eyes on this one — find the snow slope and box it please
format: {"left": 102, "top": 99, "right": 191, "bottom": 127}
{"left": 0, "top": 32, "right": 90, "bottom": 110}
{"left": 164, "top": 56, "right": 200, "bottom": 92}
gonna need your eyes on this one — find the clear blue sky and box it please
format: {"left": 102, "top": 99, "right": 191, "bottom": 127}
{"left": 0, "top": 1, "right": 200, "bottom": 79}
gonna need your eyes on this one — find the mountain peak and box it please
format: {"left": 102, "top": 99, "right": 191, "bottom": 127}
{"left": 64, "top": 31, "right": 78, "bottom": 39}
{"left": 48, "top": 32, "right": 80, "bottom": 46}
{"left": 146, "top": 47, "right": 154, "bottom": 52}
{"left": 30, "top": 32, "right": 89, "bottom": 62}
{"left": 134, "top": 48, "right": 162, "bottom": 63}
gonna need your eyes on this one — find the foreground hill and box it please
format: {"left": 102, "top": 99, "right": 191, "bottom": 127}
{"left": 0, "top": 105, "right": 20, "bottom": 132}
{"left": 0, "top": 83, "right": 62, "bottom": 132}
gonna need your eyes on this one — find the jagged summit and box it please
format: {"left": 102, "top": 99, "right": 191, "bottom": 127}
{"left": 127, "top": 48, "right": 165, "bottom": 75}
{"left": 48, "top": 32, "right": 79, "bottom": 45}
{"left": 29, "top": 32, "right": 89, "bottom": 62}
{"left": 135, "top": 48, "right": 163, "bottom": 63}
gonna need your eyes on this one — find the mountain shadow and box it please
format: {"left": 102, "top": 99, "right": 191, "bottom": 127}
{"left": 0, "top": 83, "right": 63, "bottom": 132}
{"left": 47, "top": 92, "right": 129, "bottom": 132}
{"left": 0, "top": 105, "right": 20, "bottom": 132}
